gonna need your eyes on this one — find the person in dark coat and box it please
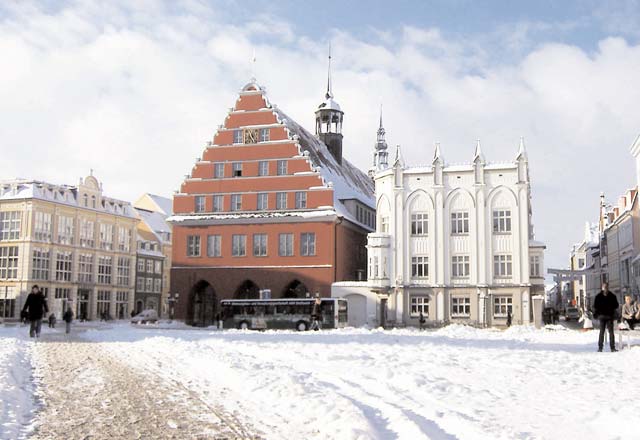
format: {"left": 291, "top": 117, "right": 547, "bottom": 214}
{"left": 22, "top": 285, "right": 49, "bottom": 338}
{"left": 48, "top": 313, "right": 56, "bottom": 328}
{"left": 310, "top": 297, "right": 322, "bottom": 331}
{"left": 506, "top": 310, "right": 512, "bottom": 327}
{"left": 418, "top": 311, "right": 426, "bottom": 330}
{"left": 62, "top": 307, "right": 74, "bottom": 334}
{"left": 593, "top": 282, "right": 619, "bottom": 352}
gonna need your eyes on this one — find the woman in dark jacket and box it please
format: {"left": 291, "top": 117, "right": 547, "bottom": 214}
{"left": 22, "top": 285, "right": 49, "bottom": 338}
{"left": 63, "top": 307, "right": 74, "bottom": 334}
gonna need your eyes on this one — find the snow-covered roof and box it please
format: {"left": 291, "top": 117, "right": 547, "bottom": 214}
{"left": 529, "top": 239, "right": 546, "bottom": 248}
{"left": 135, "top": 208, "right": 171, "bottom": 241}
{"left": 318, "top": 97, "right": 342, "bottom": 112}
{"left": 0, "top": 179, "right": 136, "bottom": 218}
{"left": 168, "top": 209, "right": 338, "bottom": 224}
{"left": 272, "top": 108, "right": 374, "bottom": 212}
{"left": 146, "top": 194, "right": 172, "bottom": 215}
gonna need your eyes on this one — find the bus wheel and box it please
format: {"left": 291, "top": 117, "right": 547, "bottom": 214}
{"left": 238, "top": 321, "right": 249, "bottom": 330}
{"left": 296, "top": 321, "right": 308, "bottom": 331}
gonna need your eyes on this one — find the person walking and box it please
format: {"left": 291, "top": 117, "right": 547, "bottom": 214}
{"left": 310, "top": 297, "right": 322, "bottom": 331}
{"left": 593, "top": 282, "right": 619, "bottom": 352}
{"left": 62, "top": 307, "right": 74, "bottom": 334}
{"left": 418, "top": 311, "right": 426, "bottom": 330}
{"left": 48, "top": 313, "right": 56, "bottom": 329}
{"left": 22, "top": 285, "right": 49, "bottom": 338}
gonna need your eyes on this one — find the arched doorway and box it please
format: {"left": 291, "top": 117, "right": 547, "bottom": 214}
{"left": 234, "top": 280, "right": 260, "bottom": 299}
{"left": 282, "top": 280, "right": 308, "bottom": 298}
{"left": 187, "top": 280, "right": 217, "bottom": 327}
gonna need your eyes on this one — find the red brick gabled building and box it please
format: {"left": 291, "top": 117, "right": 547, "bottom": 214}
{"left": 169, "top": 78, "right": 375, "bottom": 326}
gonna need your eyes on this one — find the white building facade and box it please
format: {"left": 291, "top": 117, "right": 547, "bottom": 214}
{"left": 334, "top": 134, "right": 545, "bottom": 327}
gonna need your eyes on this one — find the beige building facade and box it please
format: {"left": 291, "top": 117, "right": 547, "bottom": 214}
{"left": 0, "top": 174, "right": 137, "bottom": 320}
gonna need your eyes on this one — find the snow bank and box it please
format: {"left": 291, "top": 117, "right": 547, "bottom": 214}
{"left": 0, "top": 325, "right": 36, "bottom": 439}
{"left": 81, "top": 324, "right": 640, "bottom": 440}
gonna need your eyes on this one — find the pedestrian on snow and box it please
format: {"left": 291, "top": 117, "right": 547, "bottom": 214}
{"left": 418, "top": 311, "right": 426, "bottom": 330}
{"left": 621, "top": 295, "right": 639, "bottom": 330}
{"left": 48, "top": 313, "right": 56, "bottom": 328}
{"left": 63, "top": 307, "right": 74, "bottom": 334}
{"left": 130, "top": 309, "right": 136, "bottom": 319}
{"left": 22, "top": 285, "right": 49, "bottom": 338}
{"left": 506, "top": 310, "right": 512, "bottom": 327}
{"left": 593, "top": 282, "right": 619, "bottom": 352}
{"left": 310, "top": 297, "right": 322, "bottom": 331}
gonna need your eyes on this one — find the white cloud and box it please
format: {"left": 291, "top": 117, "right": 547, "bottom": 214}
{"left": 1, "top": 1, "right": 639, "bottom": 274}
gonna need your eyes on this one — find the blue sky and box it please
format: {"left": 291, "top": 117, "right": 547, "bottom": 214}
{"left": 2, "top": 0, "right": 640, "bottom": 277}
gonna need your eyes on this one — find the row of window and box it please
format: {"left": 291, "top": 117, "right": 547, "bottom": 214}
{"left": 194, "top": 191, "right": 307, "bottom": 213}
{"left": 233, "top": 128, "right": 270, "bottom": 145}
{"left": 368, "top": 254, "right": 517, "bottom": 280}
{"left": 1, "top": 211, "right": 133, "bottom": 251}
{"left": 136, "top": 258, "right": 163, "bottom": 275}
{"left": 187, "top": 233, "right": 316, "bottom": 258}
{"left": 355, "top": 204, "right": 375, "bottom": 229}
{"left": 410, "top": 296, "right": 513, "bottom": 318}
{"left": 136, "top": 276, "right": 162, "bottom": 293}
{"left": 213, "top": 158, "right": 287, "bottom": 179}
{"left": 381, "top": 210, "right": 514, "bottom": 236}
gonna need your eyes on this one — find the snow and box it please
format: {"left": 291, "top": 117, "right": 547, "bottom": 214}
{"left": 76, "top": 323, "right": 640, "bottom": 440}
{"left": 0, "top": 325, "right": 36, "bottom": 439}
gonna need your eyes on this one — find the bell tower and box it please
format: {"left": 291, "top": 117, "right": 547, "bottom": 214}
{"left": 315, "top": 49, "right": 344, "bottom": 164}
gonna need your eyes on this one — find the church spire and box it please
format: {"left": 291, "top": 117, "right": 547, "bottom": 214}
{"left": 315, "top": 44, "right": 344, "bottom": 164}
{"left": 326, "top": 44, "right": 333, "bottom": 99}
{"left": 369, "top": 105, "right": 389, "bottom": 177}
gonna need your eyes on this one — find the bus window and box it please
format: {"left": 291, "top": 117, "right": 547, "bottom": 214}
{"left": 265, "top": 305, "right": 275, "bottom": 315}
{"left": 255, "top": 306, "right": 265, "bottom": 315}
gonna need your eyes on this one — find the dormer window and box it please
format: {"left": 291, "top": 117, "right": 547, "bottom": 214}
{"left": 83, "top": 194, "right": 88, "bottom": 207}
{"left": 91, "top": 195, "right": 96, "bottom": 209}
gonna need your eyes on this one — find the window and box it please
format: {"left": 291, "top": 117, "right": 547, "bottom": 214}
{"left": 260, "top": 128, "right": 270, "bottom": 142}
{"left": 530, "top": 255, "right": 541, "bottom": 277}
{"left": 118, "top": 227, "right": 131, "bottom": 252}
{"left": 214, "top": 162, "right": 224, "bottom": 178}
{"left": 257, "top": 193, "right": 268, "bottom": 211}
{"left": 452, "top": 255, "right": 470, "bottom": 278}
{"left": 230, "top": 194, "right": 242, "bottom": 211}
{"left": 410, "top": 296, "right": 429, "bottom": 317}
{"left": 99, "top": 223, "right": 114, "bottom": 250}
{"left": 300, "top": 233, "right": 316, "bottom": 256}
{"left": 253, "top": 234, "right": 268, "bottom": 257}
{"left": 493, "top": 210, "right": 512, "bottom": 233}
{"left": 137, "top": 258, "right": 145, "bottom": 272}
{"left": 97, "top": 256, "right": 112, "bottom": 284}
{"left": 411, "top": 256, "right": 429, "bottom": 278}
{"left": 55, "top": 251, "right": 73, "bottom": 282}
{"left": 243, "top": 128, "right": 258, "bottom": 144}
{"left": 451, "top": 212, "right": 469, "bottom": 234}
{"left": 373, "top": 256, "right": 379, "bottom": 278}
{"left": 154, "top": 260, "right": 162, "bottom": 274}
{"left": 154, "top": 279, "right": 162, "bottom": 293}
{"left": 195, "top": 195, "right": 206, "bottom": 212}
{"left": 380, "top": 216, "right": 389, "bottom": 233}
{"left": 0, "top": 211, "right": 21, "bottom": 241}
{"left": 187, "top": 235, "right": 201, "bottom": 257}
{"left": 233, "top": 129, "right": 243, "bottom": 144}
{"left": 494, "top": 255, "right": 513, "bottom": 277}
{"left": 79, "top": 219, "right": 94, "bottom": 247}
{"left": 97, "top": 290, "right": 111, "bottom": 317}
{"left": 116, "top": 257, "right": 130, "bottom": 286}
{"left": 276, "top": 192, "right": 287, "bottom": 210}
{"left": 57, "top": 215, "right": 74, "bottom": 245}
{"left": 54, "top": 288, "right": 70, "bottom": 300}
{"left": 277, "top": 160, "right": 287, "bottom": 176}
{"left": 145, "top": 278, "right": 153, "bottom": 292}
{"left": 213, "top": 195, "right": 223, "bottom": 212}
{"left": 411, "top": 213, "right": 428, "bottom": 236}
{"left": 295, "top": 192, "right": 307, "bottom": 209}
{"left": 452, "top": 297, "right": 471, "bottom": 317}
{"left": 232, "top": 162, "right": 242, "bottom": 177}
{"left": 116, "top": 291, "right": 129, "bottom": 318}
{"left": 136, "top": 276, "right": 144, "bottom": 291}
{"left": 232, "top": 235, "right": 246, "bottom": 257}
{"left": 33, "top": 212, "right": 52, "bottom": 241}
{"left": 258, "top": 161, "right": 269, "bottom": 176}
{"left": 91, "top": 195, "right": 96, "bottom": 209}
{"left": 0, "top": 247, "right": 19, "bottom": 279}
{"left": 279, "top": 233, "right": 294, "bottom": 256}
{"left": 32, "top": 249, "right": 50, "bottom": 280}
{"left": 494, "top": 296, "right": 513, "bottom": 318}
{"left": 578, "top": 258, "right": 585, "bottom": 269}
{"left": 207, "top": 235, "right": 221, "bottom": 257}
{"left": 78, "top": 254, "right": 93, "bottom": 283}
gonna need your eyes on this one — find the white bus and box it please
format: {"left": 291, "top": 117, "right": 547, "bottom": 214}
{"left": 220, "top": 298, "right": 348, "bottom": 331}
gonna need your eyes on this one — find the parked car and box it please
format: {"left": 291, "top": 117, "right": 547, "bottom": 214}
{"left": 565, "top": 307, "right": 580, "bottom": 321}
{"left": 131, "top": 309, "right": 158, "bottom": 324}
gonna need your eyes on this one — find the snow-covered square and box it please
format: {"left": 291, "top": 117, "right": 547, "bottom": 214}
{"left": 1, "top": 322, "right": 638, "bottom": 439}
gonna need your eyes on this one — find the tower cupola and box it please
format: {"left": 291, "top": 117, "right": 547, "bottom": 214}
{"left": 369, "top": 107, "right": 389, "bottom": 176}
{"left": 315, "top": 49, "right": 344, "bottom": 164}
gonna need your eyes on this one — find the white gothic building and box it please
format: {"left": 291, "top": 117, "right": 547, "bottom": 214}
{"left": 333, "top": 122, "right": 545, "bottom": 327}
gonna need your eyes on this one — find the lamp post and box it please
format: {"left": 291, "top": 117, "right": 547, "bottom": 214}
{"left": 167, "top": 292, "right": 179, "bottom": 322}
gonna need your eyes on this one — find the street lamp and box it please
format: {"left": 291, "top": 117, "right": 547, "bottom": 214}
{"left": 167, "top": 292, "right": 179, "bottom": 322}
